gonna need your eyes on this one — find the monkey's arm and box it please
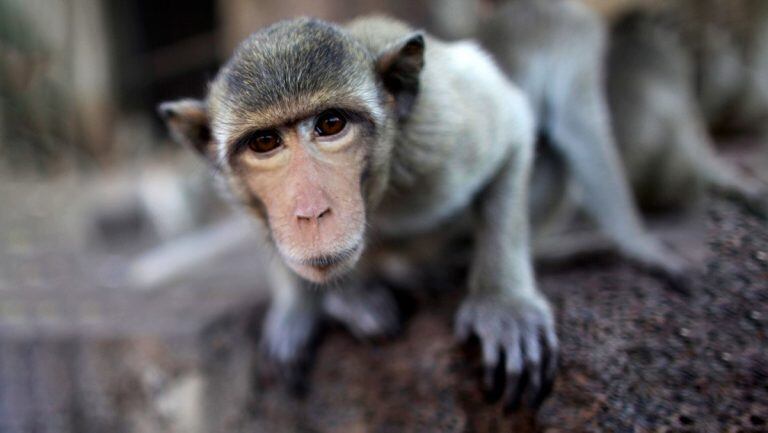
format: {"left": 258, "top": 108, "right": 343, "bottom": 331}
{"left": 455, "top": 145, "right": 557, "bottom": 411}
{"left": 260, "top": 259, "right": 323, "bottom": 392}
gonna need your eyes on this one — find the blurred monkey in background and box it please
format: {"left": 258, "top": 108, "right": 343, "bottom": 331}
{"left": 431, "top": 0, "right": 766, "bottom": 240}
{"left": 433, "top": 0, "right": 690, "bottom": 276}
{"left": 606, "top": 0, "right": 768, "bottom": 215}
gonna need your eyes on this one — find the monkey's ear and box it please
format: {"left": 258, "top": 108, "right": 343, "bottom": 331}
{"left": 157, "top": 99, "right": 216, "bottom": 165}
{"left": 376, "top": 32, "right": 425, "bottom": 119}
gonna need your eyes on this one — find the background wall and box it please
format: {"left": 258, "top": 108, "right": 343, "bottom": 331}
{"left": 0, "top": 0, "right": 435, "bottom": 175}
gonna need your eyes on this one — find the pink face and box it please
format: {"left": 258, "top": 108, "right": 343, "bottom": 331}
{"left": 229, "top": 109, "right": 369, "bottom": 283}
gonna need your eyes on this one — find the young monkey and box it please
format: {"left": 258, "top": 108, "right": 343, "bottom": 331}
{"left": 160, "top": 16, "right": 554, "bottom": 410}
{"left": 605, "top": 1, "right": 768, "bottom": 216}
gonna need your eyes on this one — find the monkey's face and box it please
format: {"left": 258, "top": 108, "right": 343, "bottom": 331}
{"left": 159, "top": 18, "right": 424, "bottom": 284}
{"left": 227, "top": 109, "right": 371, "bottom": 283}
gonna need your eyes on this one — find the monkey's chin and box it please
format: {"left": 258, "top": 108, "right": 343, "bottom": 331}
{"left": 284, "top": 242, "right": 363, "bottom": 284}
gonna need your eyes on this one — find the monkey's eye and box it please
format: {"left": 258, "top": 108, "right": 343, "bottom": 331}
{"left": 315, "top": 110, "right": 347, "bottom": 137}
{"left": 248, "top": 130, "right": 282, "bottom": 153}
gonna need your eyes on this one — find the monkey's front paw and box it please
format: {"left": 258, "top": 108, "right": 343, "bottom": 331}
{"left": 716, "top": 180, "right": 768, "bottom": 219}
{"left": 740, "top": 189, "right": 768, "bottom": 219}
{"left": 260, "top": 305, "right": 320, "bottom": 395}
{"left": 628, "top": 239, "right": 693, "bottom": 294}
{"left": 323, "top": 285, "right": 400, "bottom": 340}
{"left": 455, "top": 294, "right": 558, "bottom": 412}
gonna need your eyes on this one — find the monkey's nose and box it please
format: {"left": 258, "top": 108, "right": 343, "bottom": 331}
{"left": 295, "top": 206, "right": 332, "bottom": 223}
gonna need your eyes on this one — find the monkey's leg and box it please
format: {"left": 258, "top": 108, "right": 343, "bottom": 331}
{"left": 260, "top": 259, "right": 322, "bottom": 393}
{"left": 548, "top": 66, "right": 687, "bottom": 279}
{"left": 322, "top": 283, "right": 400, "bottom": 340}
{"left": 455, "top": 147, "right": 558, "bottom": 412}
{"left": 534, "top": 230, "right": 613, "bottom": 263}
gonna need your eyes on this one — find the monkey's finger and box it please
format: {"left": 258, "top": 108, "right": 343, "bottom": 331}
{"left": 521, "top": 331, "right": 544, "bottom": 409}
{"left": 258, "top": 344, "right": 311, "bottom": 397}
{"left": 481, "top": 338, "right": 505, "bottom": 402}
{"left": 535, "top": 328, "right": 559, "bottom": 409}
{"left": 454, "top": 307, "right": 473, "bottom": 342}
{"left": 544, "top": 327, "right": 559, "bottom": 383}
{"left": 502, "top": 335, "right": 525, "bottom": 413}
{"left": 282, "top": 359, "right": 311, "bottom": 397}
{"left": 455, "top": 319, "right": 471, "bottom": 342}
{"left": 503, "top": 374, "right": 529, "bottom": 414}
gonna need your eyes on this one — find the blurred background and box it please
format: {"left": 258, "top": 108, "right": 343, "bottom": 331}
{"left": 0, "top": 0, "right": 438, "bottom": 176}
{"left": 0, "top": 0, "right": 438, "bottom": 282}
{"left": 0, "top": 1, "right": 766, "bottom": 433}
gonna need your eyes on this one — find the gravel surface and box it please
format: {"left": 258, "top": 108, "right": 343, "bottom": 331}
{"left": 1, "top": 167, "right": 765, "bottom": 432}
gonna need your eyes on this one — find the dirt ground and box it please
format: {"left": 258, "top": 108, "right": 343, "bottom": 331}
{"left": 0, "top": 150, "right": 765, "bottom": 433}
{"left": 238, "top": 198, "right": 767, "bottom": 433}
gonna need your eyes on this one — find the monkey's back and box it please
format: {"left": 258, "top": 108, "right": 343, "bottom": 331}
{"left": 478, "top": 0, "right": 605, "bottom": 126}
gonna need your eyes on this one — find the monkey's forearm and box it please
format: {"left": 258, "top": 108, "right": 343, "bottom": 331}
{"left": 457, "top": 145, "right": 556, "bottom": 410}
{"left": 468, "top": 147, "right": 536, "bottom": 298}
{"left": 262, "top": 260, "right": 322, "bottom": 369}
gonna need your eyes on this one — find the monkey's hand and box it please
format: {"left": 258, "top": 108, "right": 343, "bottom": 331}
{"left": 455, "top": 292, "right": 558, "bottom": 412}
{"left": 729, "top": 187, "right": 768, "bottom": 220}
{"left": 623, "top": 236, "right": 693, "bottom": 294}
{"left": 710, "top": 173, "right": 768, "bottom": 220}
{"left": 323, "top": 284, "right": 401, "bottom": 340}
{"left": 260, "top": 303, "right": 320, "bottom": 395}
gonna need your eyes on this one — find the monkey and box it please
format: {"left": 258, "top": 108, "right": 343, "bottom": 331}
{"left": 577, "top": 0, "right": 768, "bottom": 140}
{"left": 569, "top": 0, "right": 768, "bottom": 215}
{"left": 575, "top": 0, "right": 768, "bottom": 139}
{"left": 674, "top": 0, "right": 768, "bottom": 137}
{"left": 428, "top": 0, "right": 765, "bottom": 255}
{"left": 604, "top": 2, "right": 768, "bottom": 216}
{"left": 159, "top": 16, "right": 556, "bottom": 411}
{"left": 453, "top": 0, "right": 690, "bottom": 277}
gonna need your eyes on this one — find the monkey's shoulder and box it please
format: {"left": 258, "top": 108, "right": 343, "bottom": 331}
{"left": 373, "top": 43, "right": 534, "bottom": 236}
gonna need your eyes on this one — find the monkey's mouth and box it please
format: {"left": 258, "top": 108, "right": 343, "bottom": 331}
{"left": 285, "top": 242, "right": 363, "bottom": 283}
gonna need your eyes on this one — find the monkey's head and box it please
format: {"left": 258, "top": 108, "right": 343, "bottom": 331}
{"left": 159, "top": 17, "right": 424, "bottom": 283}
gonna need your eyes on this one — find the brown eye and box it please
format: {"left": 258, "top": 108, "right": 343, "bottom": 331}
{"left": 315, "top": 110, "right": 346, "bottom": 136}
{"left": 248, "top": 130, "right": 282, "bottom": 153}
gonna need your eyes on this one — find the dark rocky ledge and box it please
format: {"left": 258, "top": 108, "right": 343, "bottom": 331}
{"left": 237, "top": 199, "right": 767, "bottom": 433}
{"left": 0, "top": 180, "right": 766, "bottom": 432}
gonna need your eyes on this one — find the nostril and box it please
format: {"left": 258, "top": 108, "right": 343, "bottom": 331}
{"left": 295, "top": 207, "right": 331, "bottom": 222}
